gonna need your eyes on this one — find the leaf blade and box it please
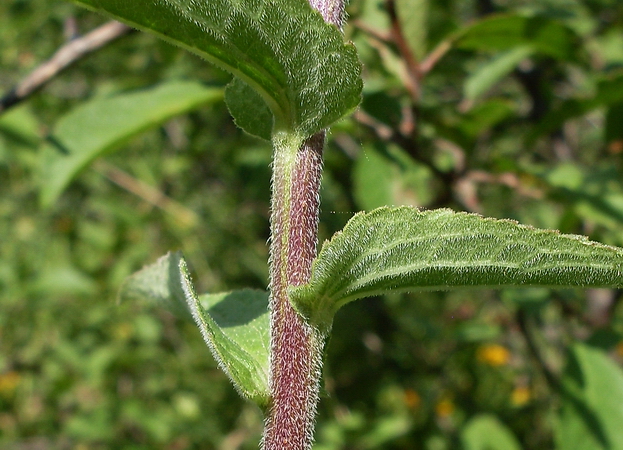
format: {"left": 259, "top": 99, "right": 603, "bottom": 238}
{"left": 180, "top": 267, "right": 271, "bottom": 408}
{"left": 291, "top": 207, "right": 623, "bottom": 328}
{"left": 119, "top": 252, "right": 270, "bottom": 407}
{"left": 69, "top": 0, "right": 362, "bottom": 137}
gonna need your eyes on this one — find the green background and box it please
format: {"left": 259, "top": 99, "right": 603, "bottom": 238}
{"left": 2, "top": 0, "right": 623, "bottom": 448}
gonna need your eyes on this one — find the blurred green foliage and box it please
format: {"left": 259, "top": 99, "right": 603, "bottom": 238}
{"left": 2, "top": 0, "right": 623, "bottom": 448}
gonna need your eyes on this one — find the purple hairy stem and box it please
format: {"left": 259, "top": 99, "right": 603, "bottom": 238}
{"left": 309, "top": 0, "right": 345, "bottom": 29}
{"left": 262, "top": 0, "right": 346, "bottom": 449}
{"left": 263, "top": 132, "right": 325, "bottom": 450}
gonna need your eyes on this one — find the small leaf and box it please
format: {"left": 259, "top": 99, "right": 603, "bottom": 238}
{"left": 69, "top": 0, "right": 362, "bottom": 137}
{"left": 119, "top": 252, "right": 270, "bottom": 407}
{"left": 225, "top": 77, "right": 273, "bottom": 141}
{"left": 461, "top": 414, "right": 522, "bottom": 450}
{"left": 290, "top": 207, "right": 623, "bottom": 329}
{"left": 181, "top": 279, "right": 271, "bottom": 408}
{"left": 556, "top": 343, "right": 623, "bottom": 450}
{"left": 39, "top": 81, "right": 223, "bottom": 208}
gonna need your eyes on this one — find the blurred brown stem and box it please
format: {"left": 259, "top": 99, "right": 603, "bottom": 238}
{"left": 93, "top": 160, "right": 199, "bottom": 228}
{"left": 516, "top": 310, "right": 560, "bottom": 391}
{"left": 386, "top": 0, "right": 421, "bottom": 102}
{"left": 0, "top": 21, "right": 133, "bottom": 115}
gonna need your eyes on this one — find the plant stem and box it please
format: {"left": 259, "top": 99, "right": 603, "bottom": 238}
{"left": 263, "top": 131, "right": 326, "bottom": 450}
{"left": 263, "top": 1, "right": 345, "bottom": 448}
{"left": 309, "top": 0, "right": 345, "bottom": 29}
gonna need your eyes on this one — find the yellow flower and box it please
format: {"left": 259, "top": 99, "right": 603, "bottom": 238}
{"left": 435, "top": 398, "right": 455, "bottom": 418}
{"left": 404, "top": 389, "right": 421, "bottom": 410}
{"left": 511, "top": 386, "right": 531, "bottom": 406}
{"left": 477, "top": 344, "right": 511, "bottom": 366}
{"left": 0, "top": 371, "right": 20, "bottom": 396}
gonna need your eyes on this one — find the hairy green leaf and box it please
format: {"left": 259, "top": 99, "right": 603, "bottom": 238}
{"left": 119, "top": 252, "right": 270, "bottom": 407}
{"left": 291, "top": 207, "right": 623, "bottom": 329}
{"left": 556, "top": 343, "right": 623, "bottom": 450}
{"left": 69, "top": 0, "right": 362, "bottom": 138}
{"left": 119, "top": 251, "right": 190, "bottom": 315}
{"left": 39, "top": 81, "right": 222, "bottom": 208}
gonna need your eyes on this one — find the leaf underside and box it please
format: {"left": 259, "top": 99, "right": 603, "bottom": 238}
{"left": 119, "top": 252, "right": 270, "bottom": 407}
{"left": 225, "top": 77, "right": 273, "bottom": 140}
{"left": 290, "top": 207, "right": 623, "bottom": 328}
{"left": 70, "top": 0, "right": 362, "bottom": 138}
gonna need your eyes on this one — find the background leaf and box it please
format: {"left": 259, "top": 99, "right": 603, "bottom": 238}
{"left": 455, "top": 14, "right": 578, "bottom": 60}
{"left": 39, "top": 80, "right": 222, "bottom": 207}
{"left": 70, "top": 0, "right": 362, "bottom": 137}
{"left": 605, "top": 102, "right": 623, "bottom": 150}
{"left": 556, "top": 343, "right": 623, "bottom": 450}
{"left": 352, "top": 143, "right": 435, "bottom": 211}
{"left": 291, "top": 207, "right": 623, "bottom": 328}
{"left": 353, "top": 144, "right": 395, "bottom": 211}
{"left": 528, "top": 72, "right": 623, "bottom": 142}
{"left": 463, "top": 45, "right": 533, "bottom": 102}
{"left": 461, "top": 414, "right": 522, "bottom": 450}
